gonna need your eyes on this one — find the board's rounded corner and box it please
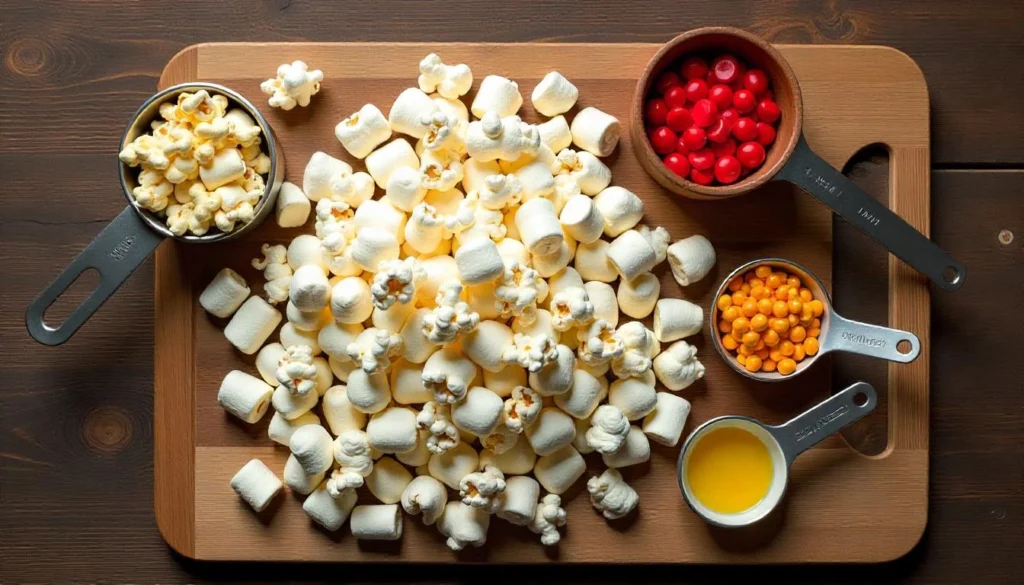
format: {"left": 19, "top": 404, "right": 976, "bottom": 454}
{"left": 877, "top": 514, "right": 928, "bottom": 564}
{"left": 159, "top": 44, "right": 202, "bottom": 89}
{"left": 875, "top": 46, "right": 930, "bottom": 103}
{"left": 155, "top": 504, "right": 198, "bottom": 560}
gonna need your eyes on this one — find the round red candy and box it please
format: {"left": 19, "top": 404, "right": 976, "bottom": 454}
{"left": 674, "top": 135, "right": 691, "bottom": 155}
{"left": 649, "top": 126, "right": 678, "bottom": 155}
{"left": 709, "top": 84, "right": 733, "bottom": 110}
{"left": 684, "top": 79, "right": 708, "bottom": 103}
{"left": 680, "top": 57, "right": 709, "bottom": 80}
{"left": 757, "top": 99, "right": 781, "bottom": 123}
{"left": 688, "top": 148, "right": 715, "bottom": 171}
{"left": 645, "top": 99, "right": 668, "bottom": 125}
{"left": 744, "top": 69, "right": 769, "bottom": 95}
{"left": 706, "top": 116, "right": 735, "bottom": 143}
{"left": 664, "top": 86, "right": 687, "bottom": 109}
{"left": 665, "top": 107, "right": 692, "bottom": 132}
{"left": 756, "top": 122, "right": 776, "bottom": 145}
{"left": 714, "top": 155, "right": 743, "bottom": 184}
{"left": 690, "top": 167, "right": 715, "bottom": 185}
{"left": 732, "top": 117, "right": 758, "bottom": 141}
{"left": 733, "top": 89, "right": 756, "bottom": 113}
{"left": 737, "top": 141, "right": 766, "bottom": 169}
{"left": 720, "top": 107, "right": 739, "bottom": 124}
{"left": 690, "top": 99, "right": 718, "bottom": 128}
{"left": 681, "top": 127, "right": 706, "bottom": 151}
{"left": 655, "top": 71, "right": 682, "bottom": 94}
{"left": 711, "top": 139, "right": 737, "bottom": 158}
{"left": 711, "top": 55, "right": 741, "bottom": 84}
{"left": 663, "top": 152, "right": 691, "bottom": 177}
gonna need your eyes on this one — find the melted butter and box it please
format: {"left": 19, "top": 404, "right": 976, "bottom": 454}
{"left": 685, "top": 426, "right": 774, "bottom": 515}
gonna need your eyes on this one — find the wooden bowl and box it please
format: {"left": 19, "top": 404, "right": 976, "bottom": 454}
{"left": 630, "top": 27, "right": 803, "bottom": 200}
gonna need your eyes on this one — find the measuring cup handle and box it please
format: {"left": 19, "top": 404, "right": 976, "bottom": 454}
{"left": 26, "top": 206, "right": 165, "bottom": 345}
{"left": 777, "top": 135, "right": 966, "bottom": 292}
{"left": 771, "top": 382, "right": 878, "bottom": 463}
{"left": 824, "top": 313, "right": 921, "bottom": 363}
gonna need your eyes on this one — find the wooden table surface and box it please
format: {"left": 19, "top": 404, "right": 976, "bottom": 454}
{"left": 0, "top": 1, "right": 1020, "bottom": 583}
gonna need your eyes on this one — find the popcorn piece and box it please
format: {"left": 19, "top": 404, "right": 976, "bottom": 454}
{"left": 652, "top": 340, "right": 706, "bottom": 391}
{"left": 575, "top": 240, "right": 617, "bottom": 283}
{"left": 399, "top": 308, "right": 439, "bottom": 364}
{"left": 570, "top": 106, "right": 621, "bottom": 157}
{"left": 422, "top": 347, "right": 479, "bottom": 406}
{"left": 384, "top": 165, "right": 427, "bottom": 212}
{"left": 559, "top": 194, "right": 605, "bottom": 245}
{"left": 532, "top": 72, "right": 578, "bottom": 117}
{"left": 367, "top": 406, "right": 418, "bottom": 455}
{"left": 271, "top": 382, "right": 318, "bottom": 420}
{"left": 331, "top": 276, "right": 374, "bottom": 325}
{"left": 405, "top": 202, "right": 446, "bottom": 254}
{"left": 428, "top": 441, "right": 479, "bottom": 490}
{"left": 454, "top": 237, "right": 505, "bottom": 285}
{"left": 303, "top": 480, "right": 357, "bottom": 531}
{"left": 260, "top": 60, "right": 323, "bottom": 110}
{"left": 255, "top": 342, "right": 287, "bottom": 385}
{"left": 551, "top": 149, "right": 611, "bottom": 196}
{"left": 480, "top": 422, "right": 518, "bottom": 454}
{"left": 438, "top": 501, "right": 490, "bottom": 551}
{"left": 275, "top": 344, "right": 318, "bottom": 396}
{"left": 329, "top": 430, "right": 375, "bottom": 497}
{"left": 466, "top": 112, "right": 541, "bottom": 162}
{"left": 503, "top": 385, "right": 542, "bottom": 433}
{"left": 283, "top": 453, "right": 324, "bottom": 495}
{"left": 494, "top": 261, "right": 543, "bottom": 323}
{"left": 525, "top": 407, "right": 576, "bottom": 457}
{"left": 200, "top": 148, "right": 246, "bottom": 191}
{"left": 609, "top": 376, "right": 658, "bottom": 421}
{"left": 417, "top": 400, "right": 460, "bottom": 455}
{"left": 419, "top": 110, "right": 466, "bottom": 154}
{"left": 279, "top": 322, "right": 322, "bottom": 355}
{"left": 318, "top": 322, "right": 363, "bottom": 360}
{"left": 550, "top": 287, "right": 595, "bottom": 331}
{"left": 289, "top": 424, "right": 335, "bottom": 475}
{"left": 478, "top": 174, "right": 523, "bottom": 211}
{"left": 418, "top": 53, "right": 473, "bottom": 99}
{"left": 371, "top": 257, "right": 423, "bottom": 311}
{"left": 217, "top": 370, "right": 272, "bottom": 423}
{"left": 422, "top": 282, "right": 480, "bottom": 344}
{"left": 224, "top": 296, "right": 282, "bottom": 355}
{"left": 401, "top": 475, "right": 448, "bottom": 525}
{"left": 588, "top": 468, "right": 639, "bottom": 520}
{"left": 350, "top": 504, "right": 403, "bottom": 541}
{"left": 365, "top": 456, "right": 414, "bottom": 504}
{"left": 483, "top": 365, "right": 526, "bottom": 399}
{"left": 611, "top": 322, "right": 658, "bottom": 379}
{"left": 462, "top": 321, "right": 515, "bottom": 373}
{"left": 212, "top": 183, "right": 260, "bottom": 233}
{"left": 666, "top": 235, "right": 717, "bottom": 286}
{"left": 322, "top": 386, "right": 367, "bottom": 436}
{"left": 536, "top": 115, "right": 572, "bottom": 152}
{"left": 451, "top": 386, "right": 504, "bottom": 437}
{"left": 480, "top": 434, "right": 537, "bottom": 475}
{"left": 653, "top": 298, "right": 703, "bottom": 342}
{"left": 365, "top": 139, "right": 420, "bottom": 189}
{"left": 471, "top": 75, "right": 523, "bottom": 118}
{"left": 528, "top": 344, "right": 576, "bottom": 396}
{"left": 529, "top": 493, "right": 567, "bottom": 546}
{"left": 602, "top": 426, "right": 650, "bottom": 468}
{"left": 586, "top": 404, "right": 630, "bottom": 454}
{"left": 345, "top": 370, "right": 392, "bottom": 414}
{"left": 502, "top": 332, "right": 558, "bottom": 373}
{"left": 200, "top": 268, "right": 250, "bottom": 318}
{"left": 462, "top": 158, "right": 502, "bottom": 194}
{"left": 637, "top": 224, "right": 671, "bottom": 265}
{"left": 389, "top": 87, "right": 439, "bottom": 139}
{"left": 420, "top": 147, "right": 464, "bottom": 192}
{"left": 496, "top": 475, "right": 540, "bottom": 525}
{"left": 643, "top": 392, "right": 692, "bottom": 447}
{"left": 459, "top": 464, "right": 506, "bottom": 512}
{"left": 230, "top": 459, "right": 282, "bottom": 512}
{"left": 617, "top": 272, "right": 660, "bottom": 319}
{"left": 132, "top": 169, "right": 173, "bottom": 213}
{"left": 335, "top": 104, "right": 392, "bottom": 159}
{"left": 515, "top": 197, "right": 563, "bottom": 256}
{"left": 554, "top": 368, "right": 608, "bottom": 419}
{"left": 275, "top": 181, "right": 311, "bottom": 228}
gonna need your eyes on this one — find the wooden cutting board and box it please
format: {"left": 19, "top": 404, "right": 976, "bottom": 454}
{"left": 154, "top": 42, "right": 929, "bottom": 563}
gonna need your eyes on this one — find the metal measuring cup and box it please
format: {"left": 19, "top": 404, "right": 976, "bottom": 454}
{"left": 677, "top": 381, "right": 877, "bottom": 528}
{"left": 26, "top": 83, "right": 284, "bottom": 346}
{"left": 709, "top": 258, "right": 921, "bottom": 381}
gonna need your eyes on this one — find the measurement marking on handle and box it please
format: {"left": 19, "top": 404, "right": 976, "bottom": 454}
{"left": 803, "top": 167, "right": 843, "bottom": 198}
{"left": 794, "top": 405, "right": 849, "bottom": 442}
{"left": 109, "top": 235, "right": 136, "bottom": 261}
{"left": 841, "top": 331, "right": 886, "bottom": 348}
{"left": 857, "top": 207, "right": 881, "bottom": 226}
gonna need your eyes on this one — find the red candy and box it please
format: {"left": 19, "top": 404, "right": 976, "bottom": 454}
{"left": 732, "top": 117, "right": 758, "bottom": 141}
{"left": 655, "top": 71, "right": 682, "bottom": 94}
{"left": 649, "top": 126, "right": 678, "bottom": 155}
{"left": 681, "top": 57, "right": 709, "bottom": 80}
{"left": 706, "top": 115, "right": 735, "bottom": 143}
{"left": 709, "top": 84, "right": 733, "bottom": 109}
{"left": 733, "top": 89, "right": 756, "bottom": 114}
{"left": 737, "top": 141, "right": 766, "bottom": 169}
{"left": 711, "top": 55, "right": 741, "bottom": 84}
{"left": 756, "top": 122, "right": 776, "bottom": 146}
{"left": 711, "top": 139, "right": 737, "bottom": 158}
{"left": 690, "top": 99, "right": 718, "bottom": 128}
{"left": 720, "top": 107, "right": 739, "bottom": 125}
{"left": 645, "top": 99, "right": 668, "bottom": 125}
{"left": 690, "top": 167, "right": 715, "bottom": 185}
{"left": 663, "top": 152, "right": 691, "bottom": 177}
{"left": 714, "top": 155, "right": 742, "bottom": 184}
{"left": 664, "top": 86, "right": 687, "bottom": 109}
{"left": 685, "top": 79, "right": 708, "bottom": 103}
{"left": 675, "top": 135, "right": 691, "bottom": 155}
{"left": 681, "top": 127, "right": 707, "bottom": 151}
{"left": 757, "top": 99, "right": 781, "bottom": 123}
{"left": 744, "top": 69, "right": 769, "bottom": 95}
{"left": 688, "top": 148, "right": 716, "bottom": 171}
{"left": 665, "top": 107, "right": 692, "bottom": 132}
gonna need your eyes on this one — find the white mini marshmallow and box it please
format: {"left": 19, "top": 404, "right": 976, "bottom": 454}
{"left": 652, "top": 340, "right": 706, "bottom": 391}
{"left": 372, "top": 300, "right": 415, "bottom": 333}
{"left": 608, "top": 376, "right": 658, "bottom": 421}
{"left": 438, "top": 501, "right": 490, "bottom": 551}
{"left": 552, "top": 148, "right": 611, "bottom": 195}
{"left": 255, "top": 342, "right": 287, "bottom": 385}
{"left": 454, "top": 237, "right": 505, "bottom": 285}
{"left": 573, "top": 416, "right": 594, "bottom": 454}
{"left": 533, "top": 445, "right": 585, "bottom": 495}
{"left": 367, "top": 406, "right": 419, "bottom": 455}
{"left": 536, "top": 115, "right": 572, "bottom": 152}
{"left": 637, "top": 224, "right": 671, "bottom": 265}
{"left": 653, "top": 298, "right": 704, "bottom": 342}
{"left": 422, "top": 347, "right": 479, "bottom": 404}
{"left": 607, "top": 229, "right": 657, "bottom": 282}
{"left": 461, "top": 158, "right": 502, "bottom": 193}
{"left": 399, "top": 308, "right": 438, "bottom": 364}
{"left": 345, "top": 370, "right": 392, "bottom": 414}
{"left": 602, "top": 426, "right": 650, "bottom": 468}
{"left": 275, "top": 181, "right": 311, "bottom": 228}
{"left": 260, "top": 60, "right": 322, "bottom": 110}
{"left": 365, "top": 138, "right": 420, "bottom": 188}
{"left": 303, "top": 480, "right": 357, "bottom": 531}
{"left": 289, "top": 424, "right": 335, "bottom": 475}
{"left": 329, "top": 356, "right": 357, "bottom": 383}
{"left": 554, "top": 369, "right": 608, "bottom": 419}
{"left": 322, "top": 385, "right": 367, "bottom": 435}
{"left": 287, "top": 234, "right": 330, "bottom": 273}
{"left": 200, "top": 268, "right": 250, "bottom": 318}
{"left": 283, "top": 453, "right": 324, "bottom": 495}
{"left": 513, "top": 160, "right": 555, "bottom": 201}
{"left": 330, "top": 276, "right": 374, "bottom": 324}
{"left": 286, "top": 302, "right": 330, "bottom": 332}
{"left": 546, "top": 266, "right": 584, "bottom": 299}
{"left": 512, "top": 308, "right": 556, "bottom": 342}
{"left": 354, "top": 198, "right": 408, "bottom": 241}
{"left": 388, "top": 87, "right": 439, "bottom": 139}
{"left": 401, "top": 475, "right": 448, "bottom": 525}
{"left": 483, "top": 365, "right": 526, "bottom": 398}
{"left": 289, "top": 264, "right": 331, "bottom": 313}
{"left": 515, "top": 197, "right": 563, "bottom": 256}
{"left": 528, "top": 344, "right": 576, "bottom": 396}
{"left": 272, "top": 382, "right": 318, "bottom": 420}
{"left": 479, "top": 434, "right": 537, "bottom": 475}
{"left": 531, "top": 236, "right": 575, "bottom": 279}
{"left": 559, "top": 195, "right": 605, "bottom": 244}
{"left": 199, "top": 147, "right": 246, "bottom": 190}
{"left": 462, "top": 321, "right": 515, "bottom": 373}
{"left": 365, "top": 456, "right": 414, "bottom": 504}
{"left": 349, "top": 227, "right": 401, "bottom": 272}
{"left": 385, "top": 165, "right": 427, "bottom": 212}
{"left": 618, "top": 272, "right": 660, "bottom": 319}
{"left": 350, "top": 504, "right": 403, "bottom": 541}
{"left": 592, "top": 188, "right": 642, "bottom": 239}
{"left": 224, "top": 296, "right": 282, "bottom": 355}
{"left": 302, "top": 152, "right": 374, "bottom": 207}
{"left": 570, "top": 106, "right": 621, "bottom": 157}
{"left": 575, "top": 240, "right": 617, "bottom": 283}
{"left": 666, "top": 235, "right": 717, "bottom": 286}
{"left": 471, "top": 75, "right": 523, "bottom": 118}
{"left": 643, "top": 392, "right": 691, "bottom": 447}
{"left": 495, "top": 475, "right": 540, "bottom": 526}
{"left": 416, "top": 254, "right": 459, "bottom": 305}
{"left": 451, "top": 386, "right": 504, "bottom": 437}
{"left": 525, "top": 407, "right": 576, "bottom": 456}
{"left": 279, "top": 322, "right": 322, "bottom": 355}
{"left": 217, "top": 370, "right": 273, "bottom": 423}
{"left": 428, "top": 441, "right": 479, "bottom": 490}
{"left": 404, "top": 202, "right": 445, "bottom": 254}
{"left": 460, "top": 464, "right": 506, "bottom": 512}
{"left": 418, "top": 53, "right": 473, "bottom": 99}
{"left": 397, "top": 428, "right": 432, "bottom": 467}
{"left": 466, "top": 113, "right": 540, "bottom": 162}
{"left": 335, "top": 104, "right": 392, "bottom": 159}
{"left": 531, "top": 72, "right": 578, "bottom": 117}
{"left": 230, "top": 459, "right": 282, "bottom": 512}
{"left": 588, "top": 468, "right": 639, "bottom": 520}
{"left": 390, "top": 360, "right": 431, "bottom": 404}
{"left": 318, "top": 322, "right": 363, "bottom": 360}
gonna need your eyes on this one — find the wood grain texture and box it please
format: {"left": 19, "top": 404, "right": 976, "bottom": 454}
{"left": 151, "top": 41, "right": 928, "bottom": 563}
{"left": 1, "top": 0, "right": 1021, "bottom": 582}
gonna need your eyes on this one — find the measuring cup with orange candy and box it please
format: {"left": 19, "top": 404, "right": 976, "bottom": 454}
{"left": 709, "top": 258, "right": 920, "bottom": 381}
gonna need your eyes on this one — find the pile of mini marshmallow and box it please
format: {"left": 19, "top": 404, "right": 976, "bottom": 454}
{"left": 206, "top": 55, "right": 716, "bottom": 551}
{"left": 119, "top": 90, "right": 272, "bottom": 236}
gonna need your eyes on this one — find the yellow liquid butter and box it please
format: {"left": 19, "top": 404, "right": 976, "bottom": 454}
{"left": 685, "top": 426, "right": 774, "bottom": 514}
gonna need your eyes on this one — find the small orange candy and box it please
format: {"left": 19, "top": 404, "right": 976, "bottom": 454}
{"left": 804, "top": 337, "right": 820, "bottom": 356}
{"left": 727, "top": 276, "right": 743, "bottom": 292}
{"left": 763, "top": 330, "right": 780, "bottom": 346}
{"left": 774, "top": 285, "right": 790, "bottom": 301}
{"left": 770, "top": 318, "right": 790, "bottom": 334}
{"left": 790, "top": 326, "right": 807, "bottom": 343}
{"left": 761, "top": 359, "right": 777, "bottom": 372}
{"left": 749, "top": 277, "right": 765, "bottom": 289}
{"left": 740, "top": 283, "right": 752, "bottom": 295}
{"left": 722, "top": 335, "right": 739, "bottom": 350}
{"left": 809, "top": 299, "right": 824, "bottom": 317}
{"left": 793, "top": 344, "right": 806, "bottom": 361}
{"left": 742, "top": 331, "right": 760, "bottom": 347}
{"left": 736, "top": 354, "right": 747, "bottom": 366}
{"left": 780, "top": 340, "right": 796, "bottom": 357}
{"left": 777, "top": 358, "right": 798, "bottom": 375}
{"left": 799, "top": 288, "right": 813, "bottom": 302}
{"left": 738, "top": 344, "right": 755, "bottom": 356}
{"left": 742, "top": 298, "right": 759, "bottom": 318}
{"left": 732, "top": 317, "right": 751, "bottom": 334}
{"left": 750, "top": 313, "right": 769, "bottom": 332}
{"left": 766, "top": 274, "right": 783, "bottom": 289}
{"left": 808, "top": 327, "right": 821, "bottom": 338}
{"left": 749, "top": 284, "right": 765, "bottom": 299}
{"left": 753, "top": 339, "right": 766, "bottom": 351}
{"left": 745, "top": 355, "right": 763, "bottom": 372}
{"left": 755, "top": 348, "right": 770, "bottom": 359}
{"left": 719, "top": 320, "right": 733, "bottom": 333}
{"left": 745, "top": 271, "right": 757, "bottom": 282}
{"left": 769, "top": 349, "right": 784, "bottom": 362}
{"left": 788, "top": 298, "right": 803, "bottom": 315}
{"left": 722, "top": 306, "right": 741, "bottom": 322}
{"left": 755, "top": 265, "right": 772, "bottom": 279}
{"left": 730, "top": 327, "right": 745, "bottom": 342}
{"left": 787, "top": 276, "right": 801, "bottom": 289}
{"left": 731, "top": 291, "right": 747, "bottom": 305}
{"left": 788, "top": 314, "right": 800, "bottom": 327}
{"left": 812, "top": 318, "right": 821, "bottom": 328}
{"left": 757, "top": 298, "right": 774, "bottom": 315}
{"left": 716, "top": 295, "right": 732, "bottom": 311}
{"left": 772, "top": 301, "right": 789, "bottom": 318}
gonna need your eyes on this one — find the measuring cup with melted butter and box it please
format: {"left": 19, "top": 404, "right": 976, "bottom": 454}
{"left": 677, "top": 381, "right": 877, "bottom": 528}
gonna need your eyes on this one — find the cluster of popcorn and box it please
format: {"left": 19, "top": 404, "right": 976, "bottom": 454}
{"left": 211, "top": 54, "right": 717, "bottom": 552}
{"left": 119, "top": 90, "right": 271, "bottom": 236}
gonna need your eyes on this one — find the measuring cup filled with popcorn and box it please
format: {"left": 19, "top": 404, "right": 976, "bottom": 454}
{"left": 27, "top": 83, "right": 284, "bottom": 345}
